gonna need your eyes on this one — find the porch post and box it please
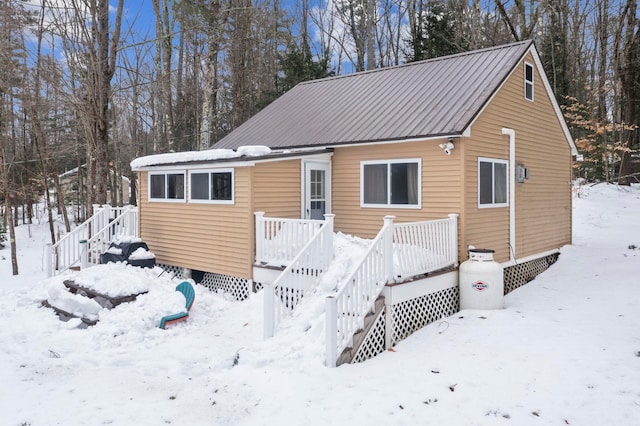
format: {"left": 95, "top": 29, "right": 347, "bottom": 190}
{"left": 80, "top": 239, "right": 88, "bottom": 270}
{"left": 383, "top": 215, "right": 395, "bottom": 283}
{"left": 264, "top": 282, "right": 275, "bottom": 339}
{"left": 326, "top": 296, "right": 337, "bottom": 367}
{"left": 384, "top": 298, "right": 393, "bottom": 350}
{"left": 45, "top": 243, "right": 53, "bottom": 278}
{"left": 323, "top": 214, "right": 335, "bottom": 266}
{"left": 448, "top": 213, "right": 459, "bottom": 266}
{"left": 254, "top": 212, "right": 265, "bottom": 264}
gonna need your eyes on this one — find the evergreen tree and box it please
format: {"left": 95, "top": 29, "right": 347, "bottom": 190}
{"left": 407, "top": 0, "right": 464, "bottom": 62}
{"left": 278, "top": 42, "right": 332, "bottom": 93}
{"left": 255, "top": 42, "right": 333, "bottom": 112}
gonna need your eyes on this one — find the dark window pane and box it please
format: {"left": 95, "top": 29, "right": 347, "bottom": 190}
{"left": 390, "top": 163, "right": 409, "bottom": 204}
{"left": 211, "top": 172, "right": 232, "bottom": 200}
{"left": 525, "top": 64, "right": 534, "bottom": 100}
{"left": 363, "top": 164, "right": 388, "bottom": 204}
{"left": 479, "top": 161, "right": 493, "bottom": 204}
{"left": 150, "top": 175, "right": 165, "bottom": 199}
{"left": 191, "top": 173, "right": 209, "bottom": 200}
{"left": 525, "top": 64, "right": 533, "bottom": 82}
{"left": 167, "top": 174, "right": 184, "bottom": 199}
{"left": 494, "top": 163, "right": 507, "bottom": 203}
{"left": 310, "top": 170, "right": 325, "bottom": 200}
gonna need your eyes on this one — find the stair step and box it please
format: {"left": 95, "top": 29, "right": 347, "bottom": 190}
{"left": 336, "top": 295, "right": 385, "bottom": 366}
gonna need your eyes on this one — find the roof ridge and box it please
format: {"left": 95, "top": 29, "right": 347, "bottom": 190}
{"left": 298, "top": 40, "right": 533, "bottom": 86}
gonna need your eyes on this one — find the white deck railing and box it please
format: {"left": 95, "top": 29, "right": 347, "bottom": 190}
{"left": 263, "top": 214, "right": 334, "bottom": 338}
{"left": 325, "top": 214, "right": 458, "bottom": 367}
{"left": 46, "top": 205, "right": 138, "bottom": 277}
{"left": 81, "top": 207, "right": 139, "bottom": 269}
{"left": 325, "top": 216, "right": 395, "bottom": 367}
{"left": 254, "top": 212, "right": 326, "bottom": 266}
{"left": 392, "top": 213, "right": 458, "bottom": 280}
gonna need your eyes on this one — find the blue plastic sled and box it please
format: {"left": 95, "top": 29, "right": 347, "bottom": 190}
{"left": 159, "top": 281, "right": 195, "bottom": 329}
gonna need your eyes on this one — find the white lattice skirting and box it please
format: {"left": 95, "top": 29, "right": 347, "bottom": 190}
{"left": 352, "top": 309, "right": 386, "bottom": 364}
{"left": 351, "top": 272, "right": 460, "bottom": 364}
{"left": 200, "top": 272, "right": 252, "bottom": 301}
{"left": 156, "top": 263, "right": 185, "bottom": 279}
{"left": 352, "top": 254, "right": 559, "bottom": 364}
{"left": 504, "top": 253, "right": 560, "bottom": 294}
{"left": 157, "top": 264, "right": 252, "bottom": 301}
{"left": 389, "top": 286, "right": 460, "bottom": 346}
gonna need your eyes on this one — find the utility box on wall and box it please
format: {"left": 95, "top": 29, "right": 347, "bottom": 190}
{"left": 517, "top": 164, "right": 529, "bottom": 183}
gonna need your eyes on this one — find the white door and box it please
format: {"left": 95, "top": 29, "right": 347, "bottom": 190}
{"left": 303, "top": 161, "right": 331, "bottom": 220}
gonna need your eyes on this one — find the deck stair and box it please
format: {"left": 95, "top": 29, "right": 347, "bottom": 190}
{"left": 46, "top": 205, "right": 138, "bottom": 277}
{"left": 336, "top": 296, "right": 385, "bottom": 366}
{"left": 325, "top": 214, "right": 459, "bottom": 367}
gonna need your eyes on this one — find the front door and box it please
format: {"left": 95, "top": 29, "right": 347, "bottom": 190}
{"left": 303, "top": 161, "right": 331, "bottom": 220}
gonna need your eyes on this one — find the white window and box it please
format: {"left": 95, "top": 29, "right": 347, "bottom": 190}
{"left": 149, "top": 172, "right": 185, "bottom": 202}
{"left": 361, "top": 159, "right": 421, "bottom": 208}
{"left": 524, "top": 62, "right": 534, "bottom": 101}
{"left": 188, "top": 169, "right": 234, "bottom": 204}
{"left": 478, "top": 158, "right": 508, "bottom": 208}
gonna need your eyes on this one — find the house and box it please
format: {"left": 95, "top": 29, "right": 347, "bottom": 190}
{"left": 58, "top": 165, "right": 131, "bottom": 208}
{"left": 130, "top": 40, "right": 576, "bottom": 364}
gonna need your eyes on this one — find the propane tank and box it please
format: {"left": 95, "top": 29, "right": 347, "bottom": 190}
{"left": 459, "top": 248, "right": 504, "bottom": 309}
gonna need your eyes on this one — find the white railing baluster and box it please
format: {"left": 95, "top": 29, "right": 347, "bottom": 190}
{"left": 326, "top": 217, "right": 393, "bottom": 367}
{"left": 390, "top": 215, "right": 459, "bottom": 281}
{"left": 255, "top": 214, "right": 327, "bottom": 266}
{"left": 262, "top": 214, "right": 335, "bottom": 338}
{"left": 326, "top": 213, "right": 459, "bottom": 367}
{"left": 47, "top": 206, "right": 139, "bottom": 276}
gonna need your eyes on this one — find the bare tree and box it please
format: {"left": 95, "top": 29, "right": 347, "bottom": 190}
{"left": 152, "top": 0, "right": 176, "bottom": 152}
{"left": 613, "top": 0, "right": 639, "bottom": 184}
{"left": 495, "top": 0, "right": 548, "bottom": 41}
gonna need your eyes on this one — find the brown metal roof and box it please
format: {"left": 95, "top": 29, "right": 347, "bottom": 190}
{"left": 214, "top": 41, "right": 533, "bottom": 150}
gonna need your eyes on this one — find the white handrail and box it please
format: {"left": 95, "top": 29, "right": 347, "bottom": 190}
{"left": 326, "top": 216, "right": 395, "bottom": 367}
{"left": 264, "top": 214, "right": 334, "bottom": 338}
{"left": 255, "top": 212, "right": 326, "bottom": 266}
{"left": 47, "top": 205, "right": 138, "bottom": 277}
{"left": 392, "top": 213, "right": 458, "bottom": 280}
{"left": 325, "top": 214, "right": 458, "bottom": 367}
{"left": 81, "top": 207, "right": 139, "bottom": 268}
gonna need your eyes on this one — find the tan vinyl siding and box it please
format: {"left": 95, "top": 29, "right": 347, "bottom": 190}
{"left": 463, "top": 52, "right": 572, "bottom": 263}
{"left": 332, "top": 140, "right": 462, "bottom": 239}
{"left": 253, "top": 159, "right": 301, "bottom": 218}
{"left": 138, "top": 168, "right": 254, "bottom": 279}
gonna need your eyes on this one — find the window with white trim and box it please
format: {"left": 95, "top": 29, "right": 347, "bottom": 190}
{"left": 478, "top": 158, "right": 508, "bottom": 208}
{"left": 361, "top": 159, "right": 421, "bottom": 207}
{"left": 149, "top": 172, "right": 185, "bottom": 201}
{"left": 189, "top": 169, "right": 234, "bottom": 204}
{"left": 524, "top": 62, "right": 534, "bottom": 101}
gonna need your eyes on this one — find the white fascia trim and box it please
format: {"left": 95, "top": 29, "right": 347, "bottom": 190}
{"left": 326, "top": 134, "right": 464, "bottom": 150}
{"left": 529, "top": 46, "right": 578, "bottom": 156}
{"left": 134, "top": 152, "right": 334, "bottom": 172}
{"left": 136, "top": 161, "right": 255, "bottom": 172}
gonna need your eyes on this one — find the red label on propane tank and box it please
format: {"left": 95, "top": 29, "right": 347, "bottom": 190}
{"left": 472, "top": 281, "right": 488, "bottom": 291}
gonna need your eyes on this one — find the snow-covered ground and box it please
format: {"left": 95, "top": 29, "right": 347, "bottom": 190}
{"left": 1, "top": 183, "right": 639, "bottom": 425}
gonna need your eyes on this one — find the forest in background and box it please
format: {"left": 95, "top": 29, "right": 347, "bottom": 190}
{"left": 0, "top": 0, "right": 638, "bottom": 272}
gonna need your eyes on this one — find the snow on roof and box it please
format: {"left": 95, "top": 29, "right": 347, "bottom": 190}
{"left": 129, "top": 145, "right": 272, "bottom": 170}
